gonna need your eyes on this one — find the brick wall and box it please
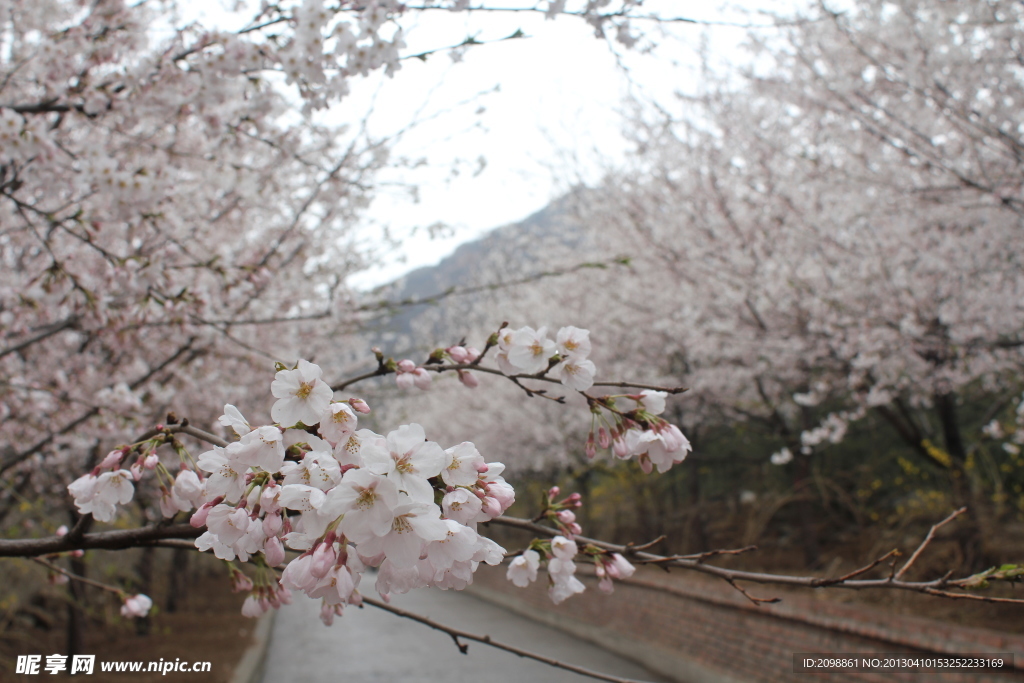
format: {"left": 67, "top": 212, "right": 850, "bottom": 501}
{"left": 468, "top": 565, "right": 1024, "bottom": 683}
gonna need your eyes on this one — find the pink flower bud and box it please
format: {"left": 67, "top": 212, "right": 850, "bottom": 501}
{"left": 55, "top": 525, "right": 68, "bottom": 537}
{"left": 488, "top": 481, "right": 516, "bottom": 511}
{"left": 447, "top": 346, "right": 469, "bottom": 363}
{"left": 548, "top": 486, "right": 560, "bottom": 499}
{"left": 70, "top": 550, "right": 84, "bottom": 558}
{"left": 158, "top": 490, "right": 180, "bottom": 518}
{"left": 585, "top": 432, "right": 596, "bottom": 459}
{"left": 458, "top": 370, "right": 479, "bottom": 388}
{"left": 263, "top": 512, "right": 283, "bottom": 537}
{"left": 311, "top": 542, "right": 336, "bottom": 579}
{"left": 480, "top": 496, "right": 503, "bottom": 519}
{"left": 280, "top": 553, "right": 316, "bottom": 592}
{"left": 241, "top": 595, "right": 264, "bottom": 618}
{"left": 412, "top": 367, "right": 432, "bottom": 391}
{"left": 598, "top": 427, "right": 610, "bottom": 449}
{"left": 129, "top": 462, "right": 143, "bottom": 481}
{"left": 464, "top": 346, "right": 481, "bottom": 362}
{"left": 606, "top": 553, "right": 635, "bottom": 580}
{"left": 397, "top": 359, "right": 416, "bottom": 373}
{"left": 556, "top": 510, "right": 576, "bottom": 524}
{"left": 143, "top": 453, "right": 159, "bottom": 469}
{"left": 190, "top": 502, "right": 213, "bottom": 528}
{"left": 98, "top": 450, "right": 124, "bottom": 469}
{"left": 264, "top": 536, "right": 286, "bottom": 567}
{"left": 349, "top": 398, "right": 370, "bottom": 414}
{"left": 260, "top": 484, "right": 280, "bottom": 514}
{"left": 476, "top": 462, "right": 489, "bottom": 474}
{"left": 231, "top": 572, "right": 253, "bottom": 593}
{"left": 566, "top": 492, "right": 582, "bottom": 507}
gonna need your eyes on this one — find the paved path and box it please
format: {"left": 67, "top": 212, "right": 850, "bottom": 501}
{"left": 260, "top": 582, "right": 665, "bottom": 683}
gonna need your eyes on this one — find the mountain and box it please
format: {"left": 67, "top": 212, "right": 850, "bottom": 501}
{"left": 358, "top": 193, "right": 588, "bottom": 349}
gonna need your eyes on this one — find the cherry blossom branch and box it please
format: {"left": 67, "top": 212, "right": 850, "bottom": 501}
{"left": 488, "top": 514, "right": 1024, "bottom": 604}
{"left": 362, "top": 597, "right": 652, "bottom": 683}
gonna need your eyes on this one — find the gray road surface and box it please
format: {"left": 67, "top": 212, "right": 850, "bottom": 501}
{"left": 259, "top": 583, "right": 665, "bottom": 683}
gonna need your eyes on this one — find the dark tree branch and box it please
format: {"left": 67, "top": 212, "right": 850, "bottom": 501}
{"left": 363, "top": 596, "right": 653, "bottom": 683}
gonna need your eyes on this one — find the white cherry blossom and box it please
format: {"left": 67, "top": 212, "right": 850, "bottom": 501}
{"left": 320, "top": 469, "right": 399, "bottom": 538}
{"left": 318, "top": 402, "right": 358, "bottom": 445}
{"left": 362, "top": 424, "right": 446, "bottom": 503}
{"left": 354, "top": 501, "right": 449, "bottom": 568}
{"left": 271, "top": 360, "right": 333, "bottom": 427}
{"left": 507, "top": 549, "right": 541, "bottom": 587}
{"left": 506, "top": 326, "right": 557, "bottom": 374}
{"left": 441, "top": 442, "right": 485, "bottom": 487}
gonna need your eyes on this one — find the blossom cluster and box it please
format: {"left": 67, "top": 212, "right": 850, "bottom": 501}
{"left": 66, "top": 329, "right": 691, "bottom": 619}
{"left": 495, "top": 325, "right": 597, "bottom": 391}
{"left": 502, "top": 486, "right": 634, "bottom": 602}
{"left": 71, "top": 359, "right": 516, "bottom": 623}
{"left": 588, "top": 389, "right": 692, "bottom": 474}
{"left": 506, "top": 535, "right": 636, "bottom": 604}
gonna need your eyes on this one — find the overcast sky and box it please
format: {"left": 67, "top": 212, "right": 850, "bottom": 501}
{"left": 184, "top": 1, "right": 792, "bottom": 289}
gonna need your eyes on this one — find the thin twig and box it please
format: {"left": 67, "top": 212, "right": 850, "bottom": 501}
{"left": 814, "top": 549, "right": 901, "bottom": 586}
{"left": 591, "top": 381, "right": 688, "bottom": 394}
{"left": 362, "top": 597, "right": 653, "bottom": 683}
{"left": 894, "top": 507, "right": 967, "bottom": 580}
{"left": 30, "top": 558, "right": 123, "bottom": 595}
{"left": 633, "top": 545, "right": 757, "bottom": 564}
{"left": 724, "top": 578, "right": 781, "bottom": 607}
{"left": 622, "top": 536, "right": 667, "bottom": 554}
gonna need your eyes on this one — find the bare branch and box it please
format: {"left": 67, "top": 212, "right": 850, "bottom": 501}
{"left": 590, "top": 381, "right": 688, "bottom": 394}
{"left": 724, "top": 578, "right": 781, "bottom": 607}
{"left": 363, "top": 596, "right": 653, "bottom": 683}
{"left": 894, "top": 507, "right": 967, "bottom": 580}
{"left": 30, "top": 557, "right": 124, "bottom": 595}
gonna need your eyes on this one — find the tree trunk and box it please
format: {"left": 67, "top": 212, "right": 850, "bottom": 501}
{"left": 165, "top": 548, "right": 189, "bottom": 613}
{"left": 134, "top": 547, "right": 154, "bottom": 636}
{"left": 686, "top": 456, "right": 708, "bottom": 552}
{"left": 66, "top": 555, "right": 86, "bottom": 657}
{"left": 794, "top": 454, "right": 821, "bottom": 568}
